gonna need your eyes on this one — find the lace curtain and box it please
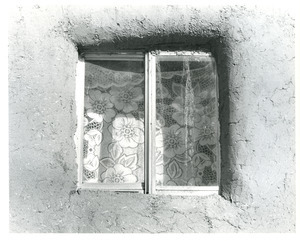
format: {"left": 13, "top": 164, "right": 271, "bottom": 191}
{"left": 82, "top": 56, "right": 219, "bottom": 187}
{"left": 155, "top": 56, "right": 219, "bottom": 186}
{"left": 83, "top": 60, "right": 145, "bottom": 184}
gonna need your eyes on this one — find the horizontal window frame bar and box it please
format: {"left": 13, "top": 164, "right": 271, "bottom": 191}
{"left": 83, "top": 52, "right": 144, "bottom": 61}
{"left": 156, "top": 56, "right": 214, "bottom": 62}
{"left": 78, "top": 182, "right": 144, "bottom": 190}
{"left": 81, "top": 51, "right": 144, "bottom": 55}
{"left": 156, "top": 186, "right": 219, "bottom": 191}
{"left": 155, "top": 51, "right": 211, "bottom": 56}
{"left": 155, "top": 190, "right": 218, "bottom": 196}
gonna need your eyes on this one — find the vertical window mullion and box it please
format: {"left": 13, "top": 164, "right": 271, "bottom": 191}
{"left": 150, "top": 53, "right": 157, "bottom": 194}
{"left": 145, "top": 53, "right": 156, "bottom": 194}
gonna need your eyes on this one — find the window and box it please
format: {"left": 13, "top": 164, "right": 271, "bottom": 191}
{"left": 75, "top": 51, "right": 220, "bottom": 195}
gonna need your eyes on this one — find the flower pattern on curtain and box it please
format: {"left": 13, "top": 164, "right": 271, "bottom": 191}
{"left": 83, "top": 61, "right": 145, "bottom": 184}
{"left": 155, "top": 56, "right": 219, "bottom": 186}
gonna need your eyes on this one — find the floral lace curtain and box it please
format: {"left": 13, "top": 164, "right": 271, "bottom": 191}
{"left": 82, "top": 56, "right": 219, "bottom": 187}
{"left": 83, "top": 60, "right": 145, "bottom": 184}
{"left": 155, "top": 56, "right": 219, "bottom": 186}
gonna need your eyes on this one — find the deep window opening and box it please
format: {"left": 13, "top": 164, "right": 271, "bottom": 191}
{"left": 75, "top": 51, "right": 220, "bottom": 195}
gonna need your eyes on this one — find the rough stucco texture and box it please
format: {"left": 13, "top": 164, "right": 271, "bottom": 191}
{"left": 8, "top": 5, "right": 295, "bottom": 232}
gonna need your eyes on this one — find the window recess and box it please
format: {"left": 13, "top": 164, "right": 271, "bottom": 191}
{"left": 75, "top": 51, "right": 220, "bottom": 195}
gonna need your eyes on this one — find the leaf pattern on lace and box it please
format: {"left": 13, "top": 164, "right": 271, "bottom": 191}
{"left": 166, "top": 161, "right": 183, "bottom": 179}
{"left": 108, "top": 142, "right": 123, "bottom": 160}
{"left": 118, "top": 154, "right": 138, "bottom": 171}
{"left": 84, "top": 155, "right": 100, "bottom": 172}
{"left": 192, "top": 153, "right": 210, "bottom": 167}
{"left": 173, "top": 153, "right": 192, "bottom": 164}
{"left": 100, "top": 157, "right": 115, "bottom": 169}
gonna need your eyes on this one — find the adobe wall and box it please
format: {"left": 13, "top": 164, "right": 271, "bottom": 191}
{"left": 9, "top": 4, "right": 295, "bottom": 232}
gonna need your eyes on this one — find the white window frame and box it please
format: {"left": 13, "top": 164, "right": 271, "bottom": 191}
{"left": 74, "top": 51, "right": 220, "bottom": 195}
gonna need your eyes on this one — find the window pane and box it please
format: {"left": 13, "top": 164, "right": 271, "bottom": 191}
{"left": 155, "top": 55, "right": 219, "bottom": 186}
{"left": 83, "top": 60, "right": 145, "bottom": 184}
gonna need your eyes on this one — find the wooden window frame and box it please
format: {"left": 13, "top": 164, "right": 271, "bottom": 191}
{"left": 74, "top": 51, "right": 220, "bottom": 195}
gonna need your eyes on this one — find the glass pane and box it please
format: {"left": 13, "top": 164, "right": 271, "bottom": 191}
{"left": 155, "top": 55, "right": 219, "bottom": 186}
{"left": 83, "top": 60, "right": 145, "bottom": 184}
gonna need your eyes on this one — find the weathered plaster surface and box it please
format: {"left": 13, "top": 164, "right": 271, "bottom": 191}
{"left": 9, "top": 4, "right": 295, "bottom": 232}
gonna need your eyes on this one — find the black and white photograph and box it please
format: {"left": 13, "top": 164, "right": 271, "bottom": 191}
{"left": 6, "top": 0, "right": 298, "bottom": 236}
